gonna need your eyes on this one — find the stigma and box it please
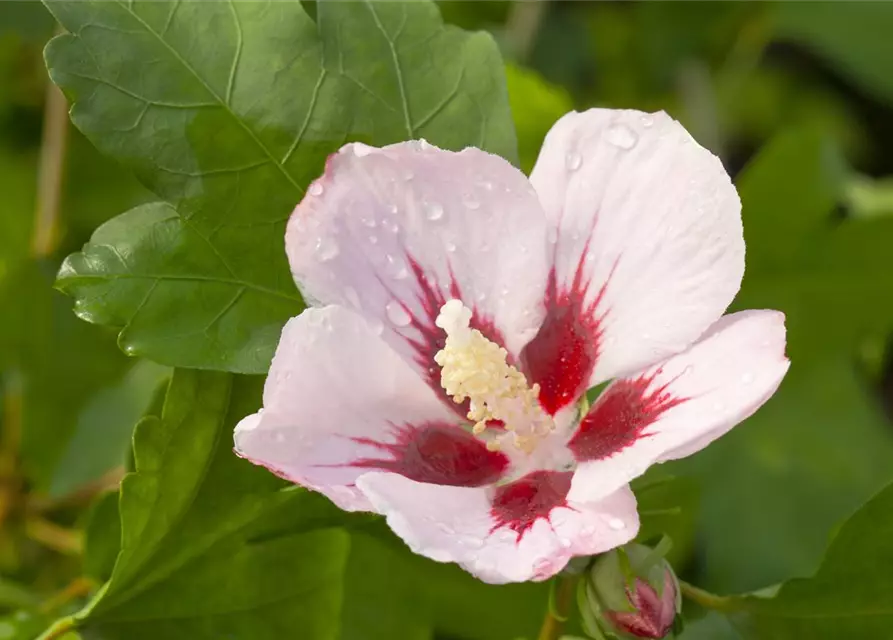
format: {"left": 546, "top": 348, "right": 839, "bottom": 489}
{"left": 434, "top": 300, "right": 555, "bottom": 453}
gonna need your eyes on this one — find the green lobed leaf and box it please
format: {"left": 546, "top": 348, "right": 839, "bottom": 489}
{"left": 45, "top": 0, "right": 517, "bottom": 372}
{"left": 61, "top": 369, "right": 350, "bottom": 640}
{"left": 740, "top": 480, "right": 893, "bottom": 637}
{"left": 669, "top": 128, "right": 893, "bottom": 592}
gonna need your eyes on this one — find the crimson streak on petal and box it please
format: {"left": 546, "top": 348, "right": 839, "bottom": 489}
{"left": 521, "top": 258, "right": 609, "bottom": 416}
{"left": 491, "top": 470, "right": 574, "bottom": 541}
{"left": 350, "top": 422, "right": 509, "bottom": 486}
{"left": 568, "top": 372, "right": 686, "bottom": 462}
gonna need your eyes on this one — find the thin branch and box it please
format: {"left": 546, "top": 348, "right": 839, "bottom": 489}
{"left": 505, "top": 1, "right": 548, "bottom": 63}
{"left": 538, "top": 573, "right": 577, "bottom": 640}
{"left": 32, "top": 25, "right": 70, "bottom": 258}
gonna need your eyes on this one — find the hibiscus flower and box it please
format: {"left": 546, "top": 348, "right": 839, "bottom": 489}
{"left": 234, "top": 109, "right": 789, "bottom": 584}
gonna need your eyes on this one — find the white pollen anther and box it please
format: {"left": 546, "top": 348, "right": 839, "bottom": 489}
{"left": 434, "top": 300, "right": 555, "bottom": 453}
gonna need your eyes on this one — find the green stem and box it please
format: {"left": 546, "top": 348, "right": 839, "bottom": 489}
{"left": 538, "top": 573, "right": 577, "bottom": 640}
{"left": 678, "top": 580, "right": 737, "bottom": 612}
{"left": 36, "top": 616, "right": 76, "bottom": 640}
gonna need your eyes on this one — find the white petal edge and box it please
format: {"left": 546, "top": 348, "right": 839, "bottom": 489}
{"left": 568, "top": 309, "right": 789, "bottom": 504}
{"left": 234, "top": 305, "right": 457, "bottom": 512}
{"left": 529, "top": 108, "right": 745, "bottom": 384}
{"left": 287, "top": 141, "right": 551, "bottom": 370}
{"left": 356, "top": 472, "right": 639, "bottom": 584}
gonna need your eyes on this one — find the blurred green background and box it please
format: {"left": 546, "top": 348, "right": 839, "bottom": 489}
{"left": 1, "top": 1, "right": 893, "bottom": 638}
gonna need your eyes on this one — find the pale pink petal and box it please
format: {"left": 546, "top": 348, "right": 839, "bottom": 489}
{"left": 357, "top": 470, "right": 639, "bottom": 584}
{"left": 524, "top": 109, "right": 744, "bottom": 409}
{"left": 287, "top": 142, "right": 550, "bottom": 402}
{"left": 566, "top": 310, "right": 789, "bottom": 503}
{"left": 234, "top": 306, "right": 509, "bottom": 512}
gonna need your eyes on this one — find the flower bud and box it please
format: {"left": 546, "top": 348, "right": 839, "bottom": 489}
{"left": 585, "top": 543, "right": 680, "bottom": 639}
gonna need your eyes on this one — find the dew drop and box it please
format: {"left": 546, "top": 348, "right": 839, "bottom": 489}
{"left": 387, "top": 203, "right": 398, "bottom": 215}
{"left": 402, "top": 169, "right": 414, "bottom": 181}
{"left": 640, "top": 113, "right": 655, "bottom": 128}
{"left": 462, "top": 193, "right": 481, "bottom": 210}
{"left": 418, "top": 138, "right": 432, "bottom": 151}
{"left": 425, "top": 201, "right": 445, "bottom": 221}
{"left": 352, "top": 143, "right": 374, "bottom": 157}
{"left": 314, "top": 236, "right": 339, "bottom": 261}
{"left": 361, "top": 216, "right": 377, "bottom": 229}
{"left": 368, "top": 318, "right": 384, "bottom": 336}
{"left": 481, "top": 180, "right": 494, "bottom": 191}
{"left": 741, "top": 372, "right": 754, "bottom": 384}
{"left": 565, "top": 152, "right": 582, "bottom": 171}
{"left": 368, "top": 234, "right": 379, "bottom": 245}
{"left": 445, "top": 240, "right": 457, "bottom": 253}
{"left": 308, "top": 182, "right": 324, "bottom": 196}
{"left": 458, "top": 534, "right": 484, "bottom": 550}
{"left": 605, "top": 123, "right": 638, "bottom": 150}
{"left": 608, "top": 518, "right": 626, "bottom": 531}
{"left": 385, "top": 300, "right": 412, "bottom": 327}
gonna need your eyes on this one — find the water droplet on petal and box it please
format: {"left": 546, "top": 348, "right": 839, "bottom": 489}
{"left": 565, "top": 152, "right": 582, "bottom": 171}
{"left": 605, "top": 123, "right": 638, "bottom": 150}
{"left": 352, "top": 143, "right": 374, "bottom": 157}
{"left": 274, "top": 432, "right": 286, "bottom": 444}
{"left": 387, "top": 203, "right": 398, "bottom": 214}
{"left": 608, "top": 518, "right": 626, "bottom": 531}
{"left": 418, "top": 138, "right": 432, "bottom": 151}
{"left": 308, "top": 182, "right": 324, "bottom": 196}
{"left": 548, "top": 228, "right": 559, "bottom": 244}
{"left": 402, "top": 169, "right": 414, "bottom": 181}
{"left": 445, "top": 240, "right": 457, "bottom": 253}
{"left": 425, "top": 201, "right": 445, "bottom": 221}
{"left": 462, "top": 193, "right": 481, "bottom": 210}
{"left": 361, "top": 216, "right": 377, "bottom": 229}
{"left": 436, "top": 522, "right": 454, "bottom": 535}
{"left": 368, "top": 318, "right": 384, "bottom": 335}
{"left": 385, "top": 300, "right": 412, "bottom": 327}
{"left": 641, "top": 113, "right": 655, "bottom": 128}
{"left": 481, "top": 180, "right": 494, "bottom": 191}
{"left": 368, "top": 234, "right": 379, "bottom": 245}
{"left": 314, "top": 236, "right": 339, "bottom": 261}
{"left": 741, "top": 372, "right": 754, "bottom": 384}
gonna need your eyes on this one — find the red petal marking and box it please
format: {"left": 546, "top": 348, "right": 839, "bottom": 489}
{"left": 520, "top": 257, "right": 611, "bottom": 416}
{"left": 349, "top": 422, "right": 509, "bottom": 487}
{"left": 605, "top": 572, "right": 677, "bottom": 638}
{"left": 568, "top": 371, "right": 687, "bottom": 462}
{"left": 491, "top": 470, "right": 573, "bottom": 541}
{"left": 403, "top": 257, "right": 508, "bottom": 414}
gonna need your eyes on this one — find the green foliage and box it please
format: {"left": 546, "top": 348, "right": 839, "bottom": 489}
{"left": 774, "top": 3, "right": 893, "bottom": 105}
{"left": 742, "top": 480, "right": 893, "bottom": 637}
{"left": 2, "top": 1, "right": 893, "bottom": 638}
{"left": 46, "top": 0, "right": 516, "bottom": 372}
{"left": 670, "top": 128, "right": 893, "bottom": 592}
{"left": 64, "top": 370, "right": 350, "bottom": 639}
